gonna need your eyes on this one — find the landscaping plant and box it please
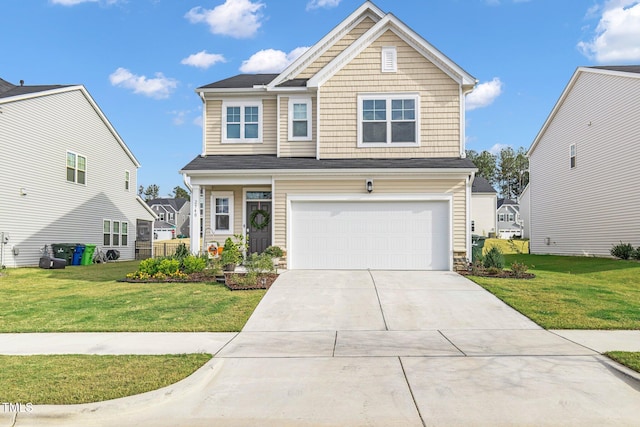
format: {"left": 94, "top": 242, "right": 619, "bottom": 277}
{"left": 483, "top": 246, "right": 505, "bottom": 269}
{"left": 610, "top": 242, "right": 635, "bottom": 260}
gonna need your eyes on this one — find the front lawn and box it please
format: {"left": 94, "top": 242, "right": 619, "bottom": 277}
{"left": 469, "top": 254, "right": 640, "bottom": 329}
{"left": 0, "top": 261, "right": 265, "bottom": 332}
{"left": 0, "top": 354, "right": 212, "bottom": 404}
{"left": 606, "top": 352, "right": 640, "bottom": 373}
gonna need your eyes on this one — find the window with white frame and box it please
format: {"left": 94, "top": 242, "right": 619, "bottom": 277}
{"left": 288, "top": 98, "right": 312, "bottom": 140}
{"left": 223, "top": 101, "right": 262, "bottom": 143}
{"left": 498, "top": 213, "right": 505, "bottom": 222}
{"left": 508, "top": 214, "right": 514, "bottom": 222}
{"left": 570, "top": 144, "right": 576, "bottom": 169}
{"left": 121, "top": 222, "right": 128, "bottom": 246}
{"left": 112, "top": 221, "right": 120, "bottom": 246}
{"left": 168, "top": 212, "right": 175, "bottom": 222}
{"left": 158, "top": 212, "right": 165, "bottom": 221}
{"left": 358, "top": 94, "right": 419, "bottom": 146}
{"left": 66, "top": 151, "right": 86, "bottom": 184}
{"left": 103, "top": 220, "right": 111, "bottom": 246}
{"left": 125, "top": 170, "right": 130, "bottom": 191}
{"left": 212, "top": 192, "right": 234, "bottom": 234}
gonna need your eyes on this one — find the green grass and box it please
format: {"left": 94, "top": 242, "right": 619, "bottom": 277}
{"left": 0, "top": 261, "right": 265, "bottom": 332}
{"left": 606, "top": 352, "right": 640, "bottom": 373}
{"left": 469, "top": 254, "right": 640, "bottom": 329}
{"left": 0, "top": 354, "right": 212, "bottom": 404}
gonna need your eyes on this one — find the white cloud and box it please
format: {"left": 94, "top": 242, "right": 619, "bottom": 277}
{"left": 578, "top": 1, "right": 640, "bottom": 62}
{"left": 489, "top": 143, "right": 510, "bottom": 155}
{"left": 185, "top": 0, "right": 265, "bottom": 39}
{"left": 181, "top": 51, "right": 226, "bottom": 69}
{"left": 109, "top": 68, "right": 178, "bottom": 99}
{"left": 240, "top": 47, "right": 310, "bottom": 73}
{"left": 466, "top": 78, "right": 503, "bottom": 111}
{"left": 306, "top": 0, "right": 341, "bottom": 11}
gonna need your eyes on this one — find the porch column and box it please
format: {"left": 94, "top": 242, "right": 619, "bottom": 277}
{"left": 191, "top": 184, "right": 201, "bottom": 254}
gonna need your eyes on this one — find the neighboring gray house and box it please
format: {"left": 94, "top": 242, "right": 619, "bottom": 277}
{"left": 528, "top": 66, "right": 640, "bottom": 256}
{"left": 147, "top": 198, "right": 190, "bottom": 239}
{"left": 0, "top": 78, "right": 156, "bottom": 267}
{"left": 471, "top": 176, "right": 497, "bottom": 237}
{"left": 497, "top": 198, "right": 523, "bottom": 239}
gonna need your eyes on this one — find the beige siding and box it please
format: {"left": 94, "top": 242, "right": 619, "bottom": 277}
{"left": 273, "top": 176, "right": 467, "bottom": 254}
{"left": 279, "top": 96, "right": 317, "bottom": 158}
{"left": 319, "top": 30, "right": 461, "bottom": 159}
{"left": 201, "top": 186, "right": 245, "bottom": 244}
{"left": 529, "top": 71, "right": 640, "bottom": 255}
{"left": 471, "top": 194, "right": 497, "bottom": 237}
{"left": 204, "top": 97, "right": 277, "bottom": 155}
{"left": 296, "top": 17, "right": 377, "bottom": 80}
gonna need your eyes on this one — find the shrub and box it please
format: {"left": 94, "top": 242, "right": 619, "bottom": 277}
{"left": 138, "top": 258, "right": 161, "bottom": 275}
{"left": 611, "top": 242, "right": 635, "bottom": 260}
{"left": 157, "top": 259, "right": 181, "bottom": 276}
{"left": 510, "top": 261, "right": 529, "bottom": 278}
{"left": 483, "top": 246, "right": 505, "bottom": 269}
{"left": 633, "top": 247, "right": 640, "bottom": 261}
{"left": 181, "top": 255, "right": 207, "bottom": 275}
{"left": 244, "top": 253, "right": 275, "bottom": 275}
{"left": 174, "top": 243, "right": 190, "bottom": 259}
{"left": 220, "top": 237, "right": 242, "bottom": 266}
{"left": 263, "top": 246, "right": 284, "bottom": 258}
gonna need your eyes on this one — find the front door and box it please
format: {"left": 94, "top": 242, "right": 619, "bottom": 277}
{"left": 247, "top": 201, "right": 272, "bottom": 254}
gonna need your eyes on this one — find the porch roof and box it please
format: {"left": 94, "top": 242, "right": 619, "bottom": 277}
{"left": 181, "top": 155, "right": 476, "bottom": 172}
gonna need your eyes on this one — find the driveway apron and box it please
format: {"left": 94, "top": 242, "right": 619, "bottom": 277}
{"left": 14, "top": 270, "right": 640, "bottom": 427}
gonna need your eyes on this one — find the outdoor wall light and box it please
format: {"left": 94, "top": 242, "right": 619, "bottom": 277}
{"left": 366, "top": 179, "right": 373, "bottom": 193}
{"left": 19, "top": 188, "right": 27, "bottom": 196}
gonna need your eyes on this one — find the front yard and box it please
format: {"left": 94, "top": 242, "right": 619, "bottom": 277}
{"left": 0, "top": 261, "right": 265, "bottom": 332}
{"left": 469, "top": 254, "right": 640, "bottom": 330}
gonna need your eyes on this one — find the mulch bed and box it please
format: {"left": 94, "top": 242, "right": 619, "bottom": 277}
{"left": 119, "top": 271, "right": 220, "bottom": 283}
{"left": 459, "top": 270, "right": 535, "bottom": 279}
{"left": 223, "top": 273, "right": 279, "bottom": 290}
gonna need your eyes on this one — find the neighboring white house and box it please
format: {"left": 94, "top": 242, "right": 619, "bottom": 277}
{"left": 147, "top": 198, "right": 190, "bottom": 239}
{"left": 519, "top": 184, "right": 530, "bottom": 239}
{"left": 496, "top": 198, "right": 523, "bottom": 239}
{"left": 527, "top": 65, "right": 640, "bottom": 255}
{"left": 471, "top": 176, "right": 497, "bottom": 237}
{"left": 0, "top": 78, "right": 156, "bottom": 267}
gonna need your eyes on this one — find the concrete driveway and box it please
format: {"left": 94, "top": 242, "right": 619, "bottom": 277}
{"left": 13, "top": 270, "right": 640, "bottom": 426}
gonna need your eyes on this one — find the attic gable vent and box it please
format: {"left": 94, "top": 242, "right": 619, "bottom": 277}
{"left": 381, "top": 46, "right": 397, "bottom": 73}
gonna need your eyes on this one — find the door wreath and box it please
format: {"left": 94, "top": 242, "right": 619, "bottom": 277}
{"left": 249, "top": 209, "right": 270, "bottom": 230}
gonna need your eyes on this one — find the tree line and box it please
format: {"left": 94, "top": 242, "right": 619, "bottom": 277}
{"left": 467, "top": 146, "right": 529, "bottom": 200}
{"left": 138, "top": 185, "right": 190, "bottom": 202}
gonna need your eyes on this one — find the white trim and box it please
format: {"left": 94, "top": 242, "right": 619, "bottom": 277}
{"left": 466, "top": 173, "right": 472, "bottom": 259}
{"left": 276, "top": 94, "right": 281, "bottom": 157}
{"left": 316, "top": 90, "right": 321, "bottom": 159}
{"left": 190, "top": 185, "right": 201, "bottom": 254}
{"left": 211, "top": 191, "right": 234, "bottom": 235}
{"left": 221, "top": 100, "right": 263, "bottom": 144}
{"left": 243, "top": 187, "right": 273, "bottom": 239}
{"left": 184, "top": 168, "right": 475, "bottom": 180}
{"left": 65, "top": 150, "right": 87, "bottom": 186}
{"left": 286, "top": 193, "right": 454, "bottom": 271}
{"left": 357, "top": 93, "right": 420, "bottom": 147}
{"left": 288, "top": 96, "right": 313, "bottom": 141}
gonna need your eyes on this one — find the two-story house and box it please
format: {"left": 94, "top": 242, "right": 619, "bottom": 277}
{"left": 527, "top": 66, "right": 640, "bottom": 255}
{"left": 181, "top": 1, "right": 477, "bottom": 270}
{"left": 0, "top": 78, "right": 156, "bottom": 267}
{"left": 147, "top": 198, "right": 190, "bottom": 240}
{"left": 496, "top": 198, "right": 522, "bottom": 239}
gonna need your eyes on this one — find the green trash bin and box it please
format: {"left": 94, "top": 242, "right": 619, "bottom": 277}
{"left": 81, "top": 244, "right": 96, "bottom": 265}
{"left": 51, "top": 244, "right": 75, "bottom": 266}
{"left": 471, "top": 235, "right": 486, "bottom": 262}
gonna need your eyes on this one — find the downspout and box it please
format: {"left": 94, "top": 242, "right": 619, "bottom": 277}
{"left": 467, "top": 172, "right": 475, "bottom": 263}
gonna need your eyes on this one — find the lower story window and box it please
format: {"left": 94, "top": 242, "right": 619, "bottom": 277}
{"left": 103, "top": 220, "right": 111, "bottom": 246}
{"left": 103, "top": 219, "right": 128, "bottom": 246}
{"left": 212, "top": 192, "right": 234, "bottom": 233}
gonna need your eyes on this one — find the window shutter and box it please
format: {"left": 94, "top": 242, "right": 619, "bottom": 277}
{"left": 382, "top": 47, "right": 397, "bottom": 72}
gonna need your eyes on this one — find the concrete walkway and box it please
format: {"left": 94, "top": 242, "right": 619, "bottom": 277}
{"left": 3, "top": 270, "right": 640, "bottom": 426}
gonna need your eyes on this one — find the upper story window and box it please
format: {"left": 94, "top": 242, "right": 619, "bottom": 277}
{"left": 357, "top": 94, "right": 419, "bottom": 147}
{"left": 168, "top": 212, "right": 175, "bottom": 222}
{"left": 223, "top": 101, "right": 262, "bottom": 143}
{"left": 570, "top": 144, "right": 576, "bottom": 169}
{"left": 159, "top": 212, "right": 165, "bottom": 221}
{"left": 66, "top": 151, "right": 86, "bottom": 185}
{"left": 125, "top": 170, "right": 130, "bottom": 191}
{"left": 498, "top": 213, "right": 505, "bottom": 222}
{"left": 288, "top": 97, "right": 312, "bottom": 141}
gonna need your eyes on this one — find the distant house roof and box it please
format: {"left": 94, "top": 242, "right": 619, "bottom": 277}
{"left": 154, "top": 220, "right": 176, "bottom": 229}
{"left": 472, "top": 176, "right": 496, "bottom": 194}
{"left": 497, "top": 198, "right": 518, "bottom": 208}
{"left": 147, "top": 198, "right": 189, "bottom": 211}
{"left": 0, "top": 78, "right": 71, "bottom": 99}
{"left": 181, "top": 155, "right": 476, "bottom": 172}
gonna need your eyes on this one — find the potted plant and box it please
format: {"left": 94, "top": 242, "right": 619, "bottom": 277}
{"left": 263, "top": 246, "right": 284, "bottom": 270}
{"left": 220, "top": 237, "right": 242, "bottom": 271}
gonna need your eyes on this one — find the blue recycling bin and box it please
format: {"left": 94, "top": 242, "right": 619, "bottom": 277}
{"left": 72, "top": 244, "right": 85, "bottom": 266}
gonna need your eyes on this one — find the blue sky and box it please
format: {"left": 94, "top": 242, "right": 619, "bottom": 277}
{"left": 3, "top": 0, "right": 640, "bottom": 196}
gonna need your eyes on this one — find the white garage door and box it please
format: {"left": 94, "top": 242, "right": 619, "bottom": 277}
{"left": 290, "top": 200, "right": 450, "bottom": 270}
